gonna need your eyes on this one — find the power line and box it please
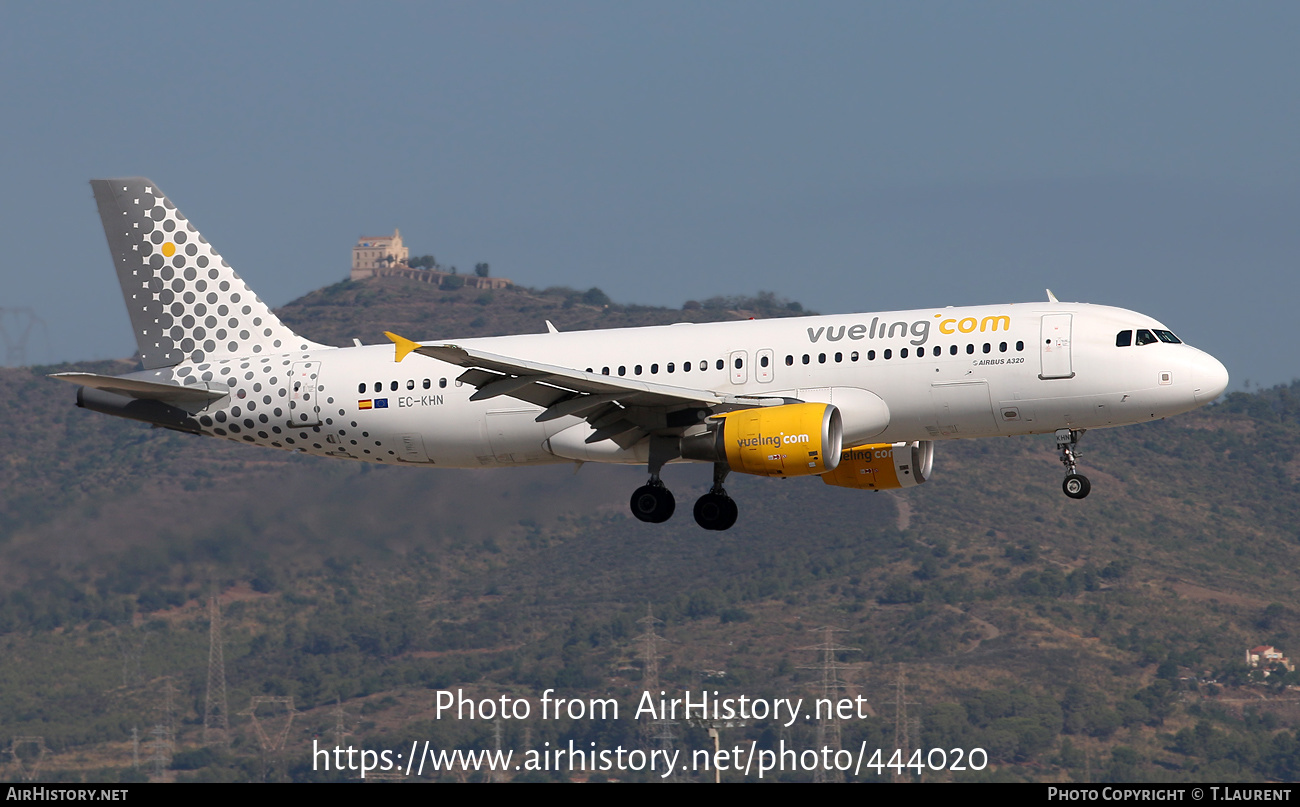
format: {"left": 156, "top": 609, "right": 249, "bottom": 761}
{"left": 891, "top": 662, "right": 921, "bottom": 783}
{"left": 799, "top": 626, "right": 859, "bottom": 783}
{"left": 243, "top": 696, "right": 297, "bottom": 753}
{"left": 0, "top": 307, "right": 48, "bottom": 367}
{"left": 634, "top": 604, "right": 678, "bottom": 780}
{"left": 147, "top": 724, "right": 172, "bottom": 777}
{"left": 334, "top": 696, "right": 352, "bottom": 747}
{"left": 10, "top": 737, "right": 46, "bottom": 782}
{"left": 204, "top": 595, "right": 230, "bottom": 749}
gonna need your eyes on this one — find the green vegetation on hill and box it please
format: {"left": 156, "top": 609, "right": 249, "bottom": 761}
{"left": 276, "top": 277, "right": 812, "bottom": 346}
{"left": 4, "top": 278, "right": 1300, "bottom": 782}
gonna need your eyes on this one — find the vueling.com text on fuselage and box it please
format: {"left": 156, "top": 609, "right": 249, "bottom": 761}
{"left": 806, "top": 315, "right": 1012, "bottom": 347}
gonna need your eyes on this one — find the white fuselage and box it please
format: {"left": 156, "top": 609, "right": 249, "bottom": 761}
{"left": 132, "top": 301, "right": 1228, "bottom": 470}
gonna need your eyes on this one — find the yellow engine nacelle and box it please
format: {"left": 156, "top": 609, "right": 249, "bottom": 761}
{"left": 682, "top": 402, "right": 843, "bottom": 478}
{"left": 820, "top": 440, "right": 933, "bottom": 490}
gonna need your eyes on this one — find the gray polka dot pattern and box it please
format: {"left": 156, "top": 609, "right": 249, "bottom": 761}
{"left": 140, "top": 354, "right": 385, "bottom": 462}
{"left": 91, "top": 178, "right": 322, "bottom": 370}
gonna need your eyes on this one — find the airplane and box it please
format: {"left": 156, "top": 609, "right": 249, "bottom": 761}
{"left": 53, "top": 178, "right": 1230, "bottom": 531}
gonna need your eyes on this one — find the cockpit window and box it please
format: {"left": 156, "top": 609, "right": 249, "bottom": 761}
{"left": 1115, "top": 330, "right": 1132, "bottom": 347}
{"left": 1154, "top": 329, "right": 1182, "bottom": 344}
{"left": 1135, "top": 329, "right": 1157, "bottom": 346}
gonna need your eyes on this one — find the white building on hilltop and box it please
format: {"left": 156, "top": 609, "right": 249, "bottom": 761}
{"left": 351, "top": 230, "right": 409, "bottom": 279}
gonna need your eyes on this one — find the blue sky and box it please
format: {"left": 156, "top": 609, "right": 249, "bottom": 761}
{"left": 2, "top": 3, "right": 1296, "bottom": 389}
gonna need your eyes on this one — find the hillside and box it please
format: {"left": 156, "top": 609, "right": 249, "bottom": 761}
{"left": 275, "top": 277, "right": 812, "bottom": 346}
{"left": 3, "top": 278, "right": 1300, "bottom": 783}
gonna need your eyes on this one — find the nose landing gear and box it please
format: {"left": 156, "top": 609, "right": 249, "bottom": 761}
{"left": 1056, "top": 428, "right": 1091, "bottom": 499}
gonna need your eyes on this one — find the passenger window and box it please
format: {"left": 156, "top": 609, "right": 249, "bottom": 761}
{"left": 358, "top": 383, "right": 365, "bottom": 394}
{"left": 650, "top": 363, "right": 658, "bottom": 374}
{"left": 818, "top": 353, "right": 826, "bottom": 364}
{"left": 834, "top": 352, "right": 842, "bottom": 363}
{"left": 785, "top": 355, "right": 794, "bottom": 366}
{"left": 900, "top": 348, "right": 909, "bottom": 359}
{"left": 999, "top": 342, "right": 1007, "bottom": 353}
{"left": 868, "top": 350, "right": 876, "bottom": 361}
{"left": 1115, "top": 330, "right": 1133, "bottom": 347}
{"left": 966, "top": 345, "right": 974, "bottom": 355}
{"left": 950, "top": 345, "right": 958, "bottom": 355}
{"left": 851, "top": 351, "right": 859, "bottom": 362}
{"left": 1015, "top": 341, "right": 1024, "bottom": 351}
{"left": 802, "top": 354, "right": 810, "bottom": 365}
{"left": 391, "top": 380, "right": 399, "bottom": 391}
{"left": 699, "top": 360, "right": 708, "bottom": 371}
{"left": 760, "top": 355, "right": 769, "bottom": 368}
{"left": 716, "top": 359, "right": 725, "bottom": 370}
{"left": 982, "top": 344, "right": 991, "bottom": 354}
{"left": 734, "top": 358, "right": 743, "bottom": 369}
{"left": 682, "top": 362, "right": 690, "bottom": 373}
{"left": 635, "top": 365, "right": 643, "bottom": 375}
{"left": 602, "top": 367, "right": 610, "bottom": 375}
{"left": 1136, "top": 329, "right": 1157, "bottom": 346}
{"left": 407, "top": 379, "right": 415, "bottom": 390}
{"left": 423, "top": 379, "right": 431, "bottom": 389}
{"left": 374, "top": 381, "right": 382, "bottom": 393}
{"left": 917, "top": 347, "right": 926, "bottom": 357}
{"left": 667, "top": 362, "right": 675, "bottom": 373}
{"left": 619, "top": 366, "right": 627, "bottom": 376}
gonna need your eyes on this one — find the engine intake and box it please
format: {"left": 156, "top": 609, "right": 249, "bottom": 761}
{"left": 820, "top": 441, "right": 933, "bottom": 490}
{"left": 681, "top": 402, "right": 843, "bottom": 478}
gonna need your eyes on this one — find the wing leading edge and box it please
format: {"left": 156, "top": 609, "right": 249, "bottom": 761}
{"left": 386, "top": 334, "right": 793, "bottom": 448}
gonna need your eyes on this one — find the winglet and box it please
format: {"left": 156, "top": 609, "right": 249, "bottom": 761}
{"left": 1046, "top": 288, "right": 1059, "bottom": 303}
{"left": 546, "top": 320, "right": 559, "bottom": 334}
{"left": 384, "top": 331, "right": 421, "bottom": 362}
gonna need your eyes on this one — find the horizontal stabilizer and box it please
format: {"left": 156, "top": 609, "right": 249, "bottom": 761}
{"left": 49, "top": 372, "right": 229, "bottom": 404}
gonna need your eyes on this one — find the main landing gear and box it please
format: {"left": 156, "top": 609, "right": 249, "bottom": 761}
{"left": 630, "top": 478, "right": 676, "bottom": 523}
{"left": 628, "top": 460, "right": 738, "bottom": 531}
{"left": 631, "top": 440, "right": 678, "bottom": 524}
{"left": 1056, "top": 428, "right": 1091, "bottom": 500}
{"left": 693, "top": 463, "right": 738, "bottom": 531}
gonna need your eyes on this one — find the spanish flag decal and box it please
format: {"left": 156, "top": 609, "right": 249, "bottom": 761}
{"left": 358, "top": 400, "right": 373, "bottom": 410}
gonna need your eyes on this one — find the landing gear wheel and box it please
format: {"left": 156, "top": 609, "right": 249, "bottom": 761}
{"left": 1055, "top": 428, "right": 1091, "bottom": 500}
{"left": 694, "top": 493, "right": 739, "bottom": 531}
{"left": 630, "top": 483, "right": 676, "bottom": 523}
{"left": 1063, "top": 473, "right": 1091, "bottom": 500}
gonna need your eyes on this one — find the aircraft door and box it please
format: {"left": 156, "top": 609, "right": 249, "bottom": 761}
{"left": 1039, "top": 314, "right": 1074, "bottom": 379}
{"left": 729, "top": 350, "right": 748, "bottom": 384}
{"left": 288, "top": 361, "right": 322, "bottom": 426}
{"left": 756, "top": 349, "right": 774, "bottom": 383}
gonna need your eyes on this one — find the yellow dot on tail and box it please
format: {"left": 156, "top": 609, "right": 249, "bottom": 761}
{"left": 161, "top": 242, "right": 176, "bottom": 257}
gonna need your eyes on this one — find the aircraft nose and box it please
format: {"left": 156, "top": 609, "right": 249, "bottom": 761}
{"left": 1192, "top": 352, "right": 1229, "bottom": 402}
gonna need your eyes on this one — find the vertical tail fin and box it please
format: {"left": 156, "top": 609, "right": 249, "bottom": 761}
{"left": 91, "top": 178, "right": 321, "bottom": 369}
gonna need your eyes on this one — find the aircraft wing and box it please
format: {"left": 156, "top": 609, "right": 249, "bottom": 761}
{"left": 48, "top": 372, "right": 229, "bottom": 404}
{"left": 394, "top": 335, "right": 791, "bottom": 447}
